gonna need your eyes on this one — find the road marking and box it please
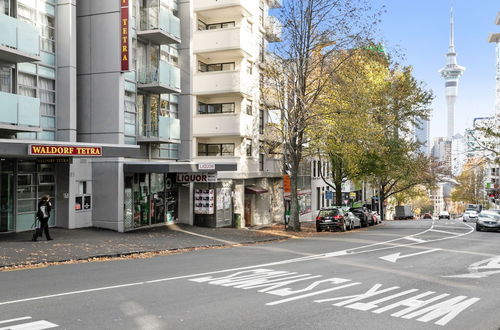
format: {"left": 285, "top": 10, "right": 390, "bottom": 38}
{"left": 0, "top": 317, "right": 58, "bottom": 330}
{"left": 404, "top": 237, "right": 427, "bottom": 243}
{"left": 0, "top": 220, "right": 474, "bottom": 307}
{"left": 444, "top": 256, "right": 500, "bottom": 279}
{"left": 379, "top": 249, "right": 442, "bottom": 263}
{"left": 0, "top": 317, "right": 32, "bottom": 325}
{"left": 429, "top": 229, "right": 461, "bottom": 235}
{"left": 189, "top": 268, "right": 479, "bottom": 326}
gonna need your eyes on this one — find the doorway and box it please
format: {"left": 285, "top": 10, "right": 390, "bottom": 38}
{"left": 244, "top": 197, "right": 252, "bottom": 227}
{"left": 0, "top": 159, "right": 14, "bottom": 232}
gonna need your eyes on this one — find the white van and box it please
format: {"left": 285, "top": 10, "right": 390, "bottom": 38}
{"left": 438, "top": 211, "right": 450, "bottom": 219}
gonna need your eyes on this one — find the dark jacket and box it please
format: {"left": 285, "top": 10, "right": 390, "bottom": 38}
{"left": 37, "top": 200, "right": 52, "bottom": 220}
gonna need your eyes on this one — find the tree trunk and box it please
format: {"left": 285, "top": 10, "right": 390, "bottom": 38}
{"left": 379, "top": 186, "right": 386, "bottom": 221}
{"left": 287, "top": 157, "right": 301, "bottom": 231}
{"left": 335, "top": 182, "right": 343, "bottom": 206}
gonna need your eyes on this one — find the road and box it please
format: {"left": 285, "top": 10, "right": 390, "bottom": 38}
{"left": 1, "top": 219, "right": 500, "bottom": 330}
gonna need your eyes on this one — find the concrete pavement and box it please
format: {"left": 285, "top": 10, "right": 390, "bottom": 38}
{"left": 0, "top": 224, "right": 285, "bottom": 269}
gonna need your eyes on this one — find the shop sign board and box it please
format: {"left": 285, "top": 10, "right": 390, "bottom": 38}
{"left": 176, "top": 173, "right": 217, "bottom": 183}
{"left": 120, "top": 0, "right": 130, "bottom": 71}
{"left": 36, "top": 157, "right": 72, "bottom": 164}
{"left": 29, "top": 145, "right": 102, "bottom": 156}
{"left": 325, "top": 191, "right": 333, "bottom": 200}
{"left": 349, "top": 192, "right": 356, "bottom": 198}
{"left": 283, "top": 174, "right": 291, "bottom": 193}
{"left": 198, "top": 163, "right": 216, "bottom": 170}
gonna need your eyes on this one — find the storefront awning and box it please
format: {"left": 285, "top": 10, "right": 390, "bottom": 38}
{"left": 0, "top": 139, "right": 141, "bottom": 158}
{"left": 245, "top": 185, "right": 269, "bottom": 194}
{"left": 124, "top": 162, "right": 237, "bottom": 174}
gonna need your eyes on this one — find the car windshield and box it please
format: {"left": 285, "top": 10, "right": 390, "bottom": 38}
{"left": 318, "top": 209, "right": 340, "bottom": 217}
{"left": 480, "top": 212, "right": 500, "bottom": 220}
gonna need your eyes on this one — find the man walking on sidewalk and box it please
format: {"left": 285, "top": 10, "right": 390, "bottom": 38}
{"left": 32, "top": 195, "right": 53, "bottom": 241}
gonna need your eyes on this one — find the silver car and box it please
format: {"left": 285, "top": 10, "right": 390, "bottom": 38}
{"left": 476, "top": 211, "right": 500, "bottom": 232}
{"left": 463, "top": 210, "right": 479, "bottom": 222}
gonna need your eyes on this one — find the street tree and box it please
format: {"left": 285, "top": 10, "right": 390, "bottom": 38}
{"left": 263, "top": 0, "right": 381, "bottom": 231}
{"left": 451, "top": 157, "right": 488, "bottom": 205}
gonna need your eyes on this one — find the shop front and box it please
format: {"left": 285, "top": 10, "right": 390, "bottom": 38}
{"left": 0, "top": 140, "right": 140, "bottom": 233}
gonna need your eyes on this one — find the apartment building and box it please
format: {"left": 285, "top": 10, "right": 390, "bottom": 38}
{"left": 0, "top": 0, "right": 283, "bottom": 233}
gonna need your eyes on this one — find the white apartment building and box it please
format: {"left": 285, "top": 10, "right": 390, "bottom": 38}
{"left": 0, "top": 0, "right": 284, "bottom": 233}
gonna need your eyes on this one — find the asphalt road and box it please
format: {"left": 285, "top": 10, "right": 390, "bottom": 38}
{"left": 1, "top": 219, "right": 500, "bottom": 330}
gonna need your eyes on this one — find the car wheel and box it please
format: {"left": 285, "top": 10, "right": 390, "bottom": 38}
{"left": 350, "top": 222, "right": 354, "bottom": 230}
{"left": 316, "top": 226, "right": 322, "bottom": 232}
{"left": 476, "top": 224, "right": 482, "bottom": 232}
{"left": 361, "top": 220, "right": 367, "bottom": 228}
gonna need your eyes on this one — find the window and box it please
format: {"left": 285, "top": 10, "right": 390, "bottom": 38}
{"left": 313, "top": 160, "right": 316, "bottom": 177}
{"left": 198, "top": 143, "right": 235, "bottom": 156}
{"left": 247, "top": 61, "right": 253, "bottom": 75}
{"left": 198, "top": 102, "right": 235, "bottom": 114}
{"left": 246, "top": 100, "right": 253, "bottom": 115}
{"left": 259, "top": 110, "right": 264, "bottom": 134}
{"left": 246, "top": 140, "right": 252, "bottom": 157}
{"left": 259, "top": 153, "right": 264, "bottom": 171}
{"left": 18, "top": 72, "right": 37, "bottom": 97}
{"left": 198, "top": 20, "right": 235, "bottom": 31}
{"left": 75, "top": 181, "right": 92, "bottom": 211}
{"left": 198, "top": 61, "right": 235, "bottom": 72}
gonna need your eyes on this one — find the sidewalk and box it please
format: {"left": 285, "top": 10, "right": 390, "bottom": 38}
{"left": 0, "top": 224, "right": 286, "bottom": 270}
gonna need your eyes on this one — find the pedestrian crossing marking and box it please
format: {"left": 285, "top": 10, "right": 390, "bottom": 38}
{"left": 0, "top": 317, "right": 58, "bottom": 330}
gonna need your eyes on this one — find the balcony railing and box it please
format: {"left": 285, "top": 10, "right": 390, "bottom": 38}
{"left": 193, "top": 70, "right": 254, "bottom": 96}
{"left": 0, "top": 13, "right": 40, "bottom": 63}
{"left": 193, "top": 27, "right": 255, "bottom": 57}
{"left": 193, "top": 113, "right": 253, "bottom": 137}
{"left": 137, "top": 61, "right": 181, "bottom": 94}
{"left": 138, "top": 6, "right": 180, "bottom": 44}
{"left": 138, "top": 116, "right": 180, "bottom": 143}
{"left": 193, "top": 0, "right": 258, "bottom": 17}
{"left": 0, "top": 91, "right": 41, "bottom": 132}
{"left": 264, "top": 16, "right": 282, "bottom": 43}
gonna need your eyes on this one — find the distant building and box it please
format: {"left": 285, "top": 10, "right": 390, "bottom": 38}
{"left": 414, "top": 118, "right": 430, "bottom": 155}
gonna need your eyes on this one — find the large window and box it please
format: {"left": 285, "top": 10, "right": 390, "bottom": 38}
{"left": 198, "top": 61, "right": 235, "bottom": 72}
{"left": 198, "top": 143, "right": 235, "bottom": 156}
{"left": 198, "top": 102, "right": 235, "bottom": 114}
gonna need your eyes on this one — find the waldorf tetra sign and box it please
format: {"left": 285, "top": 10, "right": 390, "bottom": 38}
{"left": 29, "top": 145, "right": 102, "bottom": 156}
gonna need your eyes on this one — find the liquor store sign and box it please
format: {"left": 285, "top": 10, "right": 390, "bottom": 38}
{"left": 29, "top": 145, "right": 102, "bottom": 156}
{"left": 176, "top": 173, "right": 217, "bottom": 183}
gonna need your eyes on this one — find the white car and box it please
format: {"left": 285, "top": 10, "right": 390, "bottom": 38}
{"left": 463, "top": 210, "right": 478, "bottom": 222}
{"left": 438, "top": 211, "right": 450, "bottom": 219}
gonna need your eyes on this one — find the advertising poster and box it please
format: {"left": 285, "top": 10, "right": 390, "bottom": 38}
{"left": 194, "top": 189, "right": 215, "bottom": 215}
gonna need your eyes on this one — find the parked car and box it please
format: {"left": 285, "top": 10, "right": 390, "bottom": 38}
{"left": 438, "top": 211, "right": 450, "bottom": 219}
{"left": 350, "top": 207, "right": 372, "bottom": 227}
{"left": 316, "top": 207, "right": 353, "bottom": 232}
{"left": 462, "top": 210, "right": 478, "bottom": 222}
{"left": 346, "top": 212, "right": 362, "bottom": 229}
{"left": 476, "top": 211, "right": 500, "bottom": 232}
{"left": 422, "top": 213, "right": 433, "bottom": 219}
{"left": 489, "top": 209, "right": 500, "bottom": 215}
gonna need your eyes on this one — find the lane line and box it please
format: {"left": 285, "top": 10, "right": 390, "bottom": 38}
{"left": 0, "top": 320, "right": 58, "bottom": 330}
{"left": 404, "top": 237, "right": 427, "bottom": 243}
{"left": 430, "top": 229, "right": 461, "bottom": 235}
{"left": 0, "top": 317, "right": 32, "bottom": 325}
{"left": 0, "top": 221, "right": 475, "bottom": 307}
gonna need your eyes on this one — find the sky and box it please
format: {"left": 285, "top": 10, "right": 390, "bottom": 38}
{"left": 371, "top": 0, "right": 499, "bottom": 140}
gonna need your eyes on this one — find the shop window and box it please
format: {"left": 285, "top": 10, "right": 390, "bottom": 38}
{"left": 75, "top": 181, "right": 91, "bottom": 211}
{"left": 38, "top": 173, "right": 55, "bottom": 185}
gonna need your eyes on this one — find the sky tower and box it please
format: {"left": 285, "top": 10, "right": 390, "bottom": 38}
{"left": 439, "top": 8, "right": 466, "bottom": 139}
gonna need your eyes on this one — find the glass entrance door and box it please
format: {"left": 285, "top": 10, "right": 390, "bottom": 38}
{"left": 0, "top": 159, "right": 14, "bottom": 232}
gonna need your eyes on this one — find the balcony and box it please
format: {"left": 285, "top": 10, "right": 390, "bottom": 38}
{"left": 137, "top": 116, "right": 180, "bottom": 143}
{"left": 266, "top": 0, "right": 283, "bottom": 9}
{"left": 137, "top": 61, "right": 181, "bottom": 94}
{"left": 194, "top": 0, "right": 258, "bottom": 19}
{"left": 138, "top": 6, "right": 180, "bottom": 44}
{"left": 264, "top": 16, "right": 282, "bottom": 43}
{"left": 193, "top": 70, "right": 254, "bottom": 97}
{"left": 0, "top": 14, "right": 40, "bottom": 63}
{"left": 0, "top": 92, "right": 41, "bottom": 133}
{"left": 193, "top": 113, "right": 253, "bottom": 138}
{"left": 194, "top": 27, "right": 255, "bottom": 58}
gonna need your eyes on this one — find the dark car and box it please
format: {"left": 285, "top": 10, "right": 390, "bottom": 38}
{"left": 476, "top": 211, "right": 500, "bottom": 232}
{"left": 422, "top": 213, "right": 433, "bottom": 219}
{"left": 316, "top": 207, "right": 353, "bottom": 232}
{"left": 350, "top": 207, "right": 372, "bottom": 227}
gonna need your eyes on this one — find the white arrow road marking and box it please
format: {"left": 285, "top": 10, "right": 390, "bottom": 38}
{"left": 404, "top": 237, "right": 427, "bottom": 243}
{"left": 380, "top": 249, "right": 442, "bottom": 263}
{"left": 444, "top": 256, "right": 500, "bottom": 279}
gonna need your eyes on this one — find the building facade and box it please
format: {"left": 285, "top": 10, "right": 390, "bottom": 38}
{"left": 0, "top": 0, "right": 283, "bottom": 233}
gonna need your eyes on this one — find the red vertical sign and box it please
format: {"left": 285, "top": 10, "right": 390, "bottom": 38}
{"left": 120, "top": 0, "right": 129, "bottom": 71}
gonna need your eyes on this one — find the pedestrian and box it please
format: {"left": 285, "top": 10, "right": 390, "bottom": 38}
{"left": 32, "top": 195, "right": 53, "bottom": 241}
